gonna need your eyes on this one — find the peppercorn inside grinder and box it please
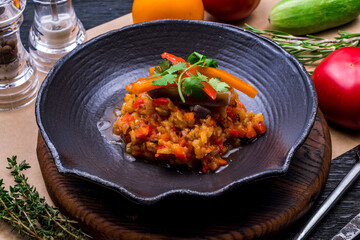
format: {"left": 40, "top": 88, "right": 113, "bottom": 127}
{"left": 29, "top": 0, "right": 86, "bottom": 73}
{"left": 0, "top": 0, "right": 39, "bottom": 111}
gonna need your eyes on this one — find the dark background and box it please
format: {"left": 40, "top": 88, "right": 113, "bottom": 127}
{"left": 20, "top": 0, "right": 134, "bottom": 49}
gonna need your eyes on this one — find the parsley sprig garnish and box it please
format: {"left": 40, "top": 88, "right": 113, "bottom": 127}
{"left": 151, "top": 52, "right": 230, "bottom": 103}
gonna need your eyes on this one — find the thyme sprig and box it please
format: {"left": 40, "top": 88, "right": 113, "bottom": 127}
{"left": 0, "top": 156, "right": 92, "bottom": 240}
{"left": 245, "top": 24, "right": 360, "bottom": 65}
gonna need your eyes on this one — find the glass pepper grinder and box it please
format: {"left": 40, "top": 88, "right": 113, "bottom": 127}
{"left": 0, "top": 0, "right": 39, "bottom": 111}
{"left": 29, "top": 0, "right": 86, "bottom": 73}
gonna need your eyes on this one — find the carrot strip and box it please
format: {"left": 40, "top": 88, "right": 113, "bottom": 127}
{"left": 126, "top": 76, "right": 176, "bottom": 94}
{"left": 149, "top": 66, "right": 156, "bottom": 76}
{"left": 195, "top": 66, "right": 258, "bottom": 98}
{"left": 126, "top": 76, "right": 161, "bottom": 94}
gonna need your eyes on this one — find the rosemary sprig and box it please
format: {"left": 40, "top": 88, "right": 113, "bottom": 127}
{"left": 0, "top": 156, "right": 92, "bottom": 240}
{"left": 245, "top": 24, "right": 360, "bottom": 65}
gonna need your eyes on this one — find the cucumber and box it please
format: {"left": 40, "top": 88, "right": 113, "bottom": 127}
{"left": 270, "top": 0, "right": 360, "bottom": 35}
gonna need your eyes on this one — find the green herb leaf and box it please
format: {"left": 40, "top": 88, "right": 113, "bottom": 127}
{"left": 187, "top": 52, "right": 204, "bottom": 64}
{"left": 194, "top": 71, "right": 208, "bottom": 82}
{"left": 166, "top": 62, "right": 187, "bottom": 74}
{"left": 187, "top": 52, "right": 218, "bottom": 67}
{"left": 153, "top": 62, "right": 187, "bottom": 77}
{"left": 150, "top": 52, "right": 224, "bottom": 103}
{"left": 0, "top": 156, "right": 92, "bottom": 240}
{"left": 208, "top": 77, "right": 230, "bottom": 92}
{"left": 154, "top": 59, "right": 171, "bottom": 74}
{"left": 182, "top": 76, "right": 206, "bottom": 99}
{"left": 152, "top": 74, "right": 177, "bottom": 86}
{"left": 203, "top": 59, "right": 218, "bottom": 67}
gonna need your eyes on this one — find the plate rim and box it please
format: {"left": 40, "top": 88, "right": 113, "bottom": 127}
{"left": 35, "top": 19, "right": 318, "bottom": 204}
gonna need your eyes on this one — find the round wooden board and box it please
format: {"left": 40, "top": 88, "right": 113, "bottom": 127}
{"left": 36, "top": 111, "right": 331, "bottom": 240}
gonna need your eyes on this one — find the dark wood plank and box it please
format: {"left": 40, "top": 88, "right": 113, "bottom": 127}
{"left": 36, "top": 110, "right": 331, "bottom": 239}
{"left": 280, "top": 144, "right": 360, "bottom": 239}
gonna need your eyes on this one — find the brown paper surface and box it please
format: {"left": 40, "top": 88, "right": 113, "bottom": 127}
{"left": 0, "top": 1, "right": 359, "bottom": 238}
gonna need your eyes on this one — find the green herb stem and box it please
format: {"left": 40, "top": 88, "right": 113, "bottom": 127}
{"left": 0, "top": 156, "right": 92, "bottom": 240}
{"left": 177, "top": 71, "right": 186, "bottom": 103}
{"left": 176, "top": 62, "right": 201, "bottom": 103}
{"left": 0, "top": 198, "right": 41, "bottom": 239}
{"left": 245, "top": 24, "right": 360, "bottom": 65}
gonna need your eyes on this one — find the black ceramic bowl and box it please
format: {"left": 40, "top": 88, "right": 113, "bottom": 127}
{"left": 36, "top": 20, "right": 317, "bottom": 204}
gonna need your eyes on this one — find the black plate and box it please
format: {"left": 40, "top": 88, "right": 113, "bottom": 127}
{"left": 36, "top": 20, "right": 317, "bottom": 204}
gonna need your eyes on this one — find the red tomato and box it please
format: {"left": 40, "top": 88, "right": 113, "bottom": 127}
{"left": 202, "top": 0, "right": 260, "bottom": 21}
{"left": 312, "top": 47, "right": 360, "bottom": 129}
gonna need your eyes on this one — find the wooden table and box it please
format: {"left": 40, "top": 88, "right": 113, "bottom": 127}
{"left": 1, "top": 0, "right": 360, "bottom": 239}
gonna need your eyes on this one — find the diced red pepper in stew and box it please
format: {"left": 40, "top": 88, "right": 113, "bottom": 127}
{"left": 133, "top": 99, "right": 144, "bottom": 110}
{"left": 245, "top": 125, "right": 257, "bottom": 139}
{"left": 253, "top": 121, "right": 266, "bottom": 134}
{"left": 134, "top": 124, "right": 152, "bottom": 140}
{"left": 121, "top": 112, "right": 134, "bottom": 123}
{"left": 229, "top": 128, "right": 240, "bottom": 137}
{"left": 226, "top": 106, "right": 237, "bottom": 121}
{"left": 152, "top": 98, "right": 169, "bottom": 106}
{"left": 174, "top": 146, "right": 187, "bottom": 161}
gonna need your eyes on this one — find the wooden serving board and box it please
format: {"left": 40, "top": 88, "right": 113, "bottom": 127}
{"left": 36, "top": 110, "right": 331, "bottom": 240}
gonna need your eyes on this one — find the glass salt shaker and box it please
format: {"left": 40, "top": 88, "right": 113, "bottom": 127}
{"left": 29, "top": 0, "right": 86, "bottom": 73}
{"left": 0, "top": 0, "right": 39, "bottom": 111}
